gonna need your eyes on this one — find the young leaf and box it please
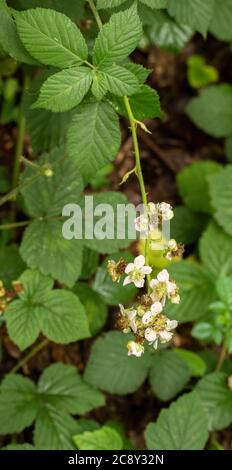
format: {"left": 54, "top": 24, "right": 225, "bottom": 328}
{"left": 74, "top": 426, "right": 123, "bottom": 450}
{"left": 93, "top": 252, "right": 137, "bottom": 305}
{"left": 67, "top": 101, "right": 120, "bottom": 183}
{"left": 199, "top": 222, "right": 232, "bottom": 280}
{"left": 0, "top": 0, "right": 36, "bottom": 64}
{"left": 165, "top": 261, "right": 215, "bottom": 323}
{"left": 99, "top": 64, "right": 139, "bottom": 96}
{"left": 149, "top": 350, "right": 191, "bottom": 401}
{"left": 209, "top": 0, "right": 232, "bottom": 41}
{"left": 73, "top": 283, "right": 108, "bottom": 336}
{"left": 167, "top": 0, "right": 214, "bottom": 37}
{"left": 20, "top": 220, "right": 83, "bottom": 288}
{"left": 5, "top": 269, "right": 90, "bottom": 350}
{"left": 196, "top": 372, "right": 232, "bottom": 431}
{"left": 174, "top": 349, "right": 207, "bottom": 377}
{"left": 177, "top": 160, "right": 222, "bottom": 214}
{"left": 84, "top": 331, "right": 151, "bottom": 394}
{"left": 93, "top": 4, "right": 142, "bottom": 67}
{"left": 186, "top": 85, "right": 232, "bottom": 137}
{"left": 0, "top": 374, "right": 38, "bottom": 434}
{"left": 34, "top": 67, "right": 93, "bottom": 112}
{"left": 113, "top": 85, "right": 162, "bottom": 120}
{"left": 15, "top": 8, "right": 88, "bottom": 68}
{"left": 208, "top": 165, "right": 232, "bottom": 236}
{"left": 145, "top": 392, "right": 209, "bottom": 450}
{"left": 37, "top": 363, "right": 105, "bottom": 415}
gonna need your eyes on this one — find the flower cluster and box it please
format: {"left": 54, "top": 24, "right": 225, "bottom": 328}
{"left": 0, "top": 280, "right": 23, "bottom": 315}
{"left": 134, "top": 202, "right": 174, "bottom": 236}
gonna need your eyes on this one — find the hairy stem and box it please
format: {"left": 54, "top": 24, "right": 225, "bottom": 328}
{"left": 215, "top": 342, "right": 227, "bottom": 371}
{"left": 9, "top": 339, "right": 49, "bottom": 374}
{"left": 87, "top": 0, "right": 103, "bottom": 29}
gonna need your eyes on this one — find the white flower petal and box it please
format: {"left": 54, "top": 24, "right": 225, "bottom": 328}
{"left": 151, "top": 301, "right": 163, "bottom": 315}
{"left": 159, "top": 330, "right": 173, "bottom": 342}
{"left": 153, "top": 339, "right": 159, "bottom": 350}
{"left": 166, "top": 319, "right": 178, "bottom": 330}
{"left": 167, "top": 281, "right": 176, "bottom": 295}
{"left": 145, "top": 328, "right": 157, "bottom": 343}
{"left": 125, "top": 263, "right": 135, "bottom": 274}
{"left": 134, "top": 255, "right": 145, "bottom": 268}
{"left": 123, "top": 276, "right": 132, "bottom": 286}
{"left": 150, "top": 279, "right": 158, "bottom": 289}
{"left": 128, "top": 310, "right": 137, "bottom": 320}
{"left": 141, "top": 266, "right": 152, "bottom": 275}
{"left": 142, "top": 311, "right": 152, "bottom": 325}
{"left": 157, "top": 269, "right": 169, "bottom": 282}
{"left": 127, "top": 341, "right": 144, "bottom": 357}
{"left": 119, "top": 304, "right": 125, "bottom": 316}
{"left": 135, "top": 278, "right": 145, "bottom": 288}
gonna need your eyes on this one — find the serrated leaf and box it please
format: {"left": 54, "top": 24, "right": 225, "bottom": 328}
{"left": 100, "top": 64, "right": 139, "bottom": 96}
{"left": 93, "top": 252, "right": 136, "bottom": 305}
{"left": 15, "top": 8, "right": 88, "bottom": 68}
{"left": 186, "top": 85, "right": 232, "bottom": 137}
{"left": 145, "top": 391, "right": 209, "bottom": 450}
{"left": 20, "top": 148, "right": 83, "bottom": 218}
{"left": 144, "top": 9, "right": 193, "bottom": 53}
{"left": 97, "top": 0, "right": 126, "bottom": 8}
{"left": 167, "top": 0, "right": 214, "bottom": 37}
{"left": 0, "top": 0, "right": 36, "bottom": 64}
{"left": 67, "top": 101, "right": 120, "bottom": 183}
{"left": 113, "top": 85, "right": 162, "bottom": 120}
{"left": 141, "top": 0, "right": 167, "bottom": 8}
{"left": 209, "top": 0, "right": 232, "bottom": 41}
{"left": 93, "top": 4, "right": 142, "bottom": 67}
{"left": 80, "top": 247, "right": 100, "bottom": 279}
{"left": 20, "top": 220, "right": 83, "bottom": 287}
{"left": 0, "top": 374, "right": 38, "bottom": 434}
{"left": 174, "top": 349, "right": 207, "bottom": 377}
{"left": 34, "top": 67, "right": 93, "bottom": 112}
{"left": 73, "top": 283, "right": 107, "bottom": 336}
{"left": 84, "top": 331, "right": 151, "bottom": 394}
{"left": 122, "top": 61, "right": 151, "bottom": 84}
{"left": 199, "top": 222, "right": 232, "bottom": 280}
{"left": 34, "top": 405, "right": 77, "bottom": 450}
{"left": 5, "top": 269, "right": 90, "bottom": 350}
{"left": 74, "top": 426, "right": 123, "bottom": 450}
{"left": 165, "top": 261, "right": 215, "bottom": 323}
{"left": 9, "top": 0, "right": 85, "bottom": 22}
{"left": 177, "top": 160, "right": 221, "bottom": 214}
{"left": 196, "top": 372, "right": 232, "bottom": 431}
{"left": 149, "top": 350, "right": 191, "bottom": 401}
{"left": 91, "top": 73, "right": 107, "bottom": 101}
{"left": 23, "top": 72, "right": 75, "bottom": 153}
{"left": 38, "top": 363, "right": 105, "bottom": 415}
{"left": 0, "top": 244, "right": 26, "bottom": 288}
{"left": 208, "top": 165, "right": 232, "bottom": 236}
{"left": 171, "top": 206, "right": 208, "bottom": 245}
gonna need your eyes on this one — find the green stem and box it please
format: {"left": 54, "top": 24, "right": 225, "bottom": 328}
{"left": 9, "top": 339, "right": 49, "bottom": 374}
{"left": 215, "top": 342, "right": 227, "bottom": 371}
{"left": 87, "top": 0, "right": 103, "bottom": 29}
{"left": 0, "top": 172, "right": 41, "bottom": 208}
{"left": 0, "top": 220, "right": 31, "bottom": 231}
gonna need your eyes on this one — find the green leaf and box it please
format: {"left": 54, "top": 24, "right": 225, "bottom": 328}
{"left": 141, "top": 0, "right": 167, "bottom": 8}
{"left": 145, "top": 9, "right": 193, "bottom": 53}
{"left": 74, "top": 426, "right": 123, "bottom": 450}
{"left": 5, "top": 269, "right": 90, "bottom": 350}
{"left": 0, "top": 374, "right": 38, "bottom": 434}
{"left": 145, "top": 392, "right": 209, "bottom": 450}
{"left": 80, "top": 247, "right": 100, "bottom": 280}
{"left": 199, "top": 222, "right": 232, "bottom": 280}
{"left": 23, "top": 72, "right": 75, "bottom": 153}
{"left": 149, "top": 350, "right": 191, "bottom": 401}
{"left": 99, "top": 64, "right": 139, "bottom": 96}
{"left": 20, "top": 148, "right": 83, "bottom": 218}
{"left": 225, "top": 136, "right": 232, "bottom": 163}
{"left": 67, "top": 101, "right": 120, "bottom": 183}
{"left": 122, "top": 61, "right": 151, "bottom": 84}
{"left": 113, "top": 85, "right": 162, "bottom": 120}
{"left": 177, "top": 160, "right": 222, "bottom": 214}
{"left": 196, "top": 372, "right": 232, "bottom": 431}
{"left": 209, "top": 0, "right": 232, "bottom": 41}
{"left": 37, "top": 363, "right": 105, "bottom": 415}
{"left": 0, "top": 244, "right": 25, "bottom": 288}
{"left": 34, "top": 405, "right": 77, "bottom": 450}
{"left": 20, "top": 220, "right": 83, "bottom": 287}
{"left": 165, "top": 261, "right": 215, "bottom": 323}
{"left": 82, "top": 192, "right": 134, "bottom": 253}
{"left": 186, "top": 85, "right": 232, "bottom": 137}
{"left": 97, "top": 0, "right": 127, "bottom": 8}
{"left": 93, "top": 252, "right": 137, "bottom": 305}
{"left": 174, "top": 349, "right": 207, "bottom": 377}
{"left": 93, "top": 4, "right": 142, "bottom": 67}
{"left": 15, "top": 8, "right": 88, "bottom": 68}
{"left": 167, "top": 0, "right": 214, "bottom": 37}
{"left": 187, "top": 55, "right": 219, "bottom": 89}
{"left": 2, "top": 444, "right": 35, "bottom": 450}
{"left": 73, "top": 283, "right": 108, "bottom": 335}
{"left": 216, "top": 276, "right": 232, "bottom": 306}
{"left": 0, "top": 0, "right": 36, "bottom": 64}
{"left": 34, "top": 67, "right": 93, "bottom": 112}
{"left": 9, "top": 0, "right": 85, "bottom": 22}
{"left": 171, "top": 206, "right": 208, "bottom": 245}
{"left": 84, "top": 331, "right": 151, "bottom": 394}
{"left": 208, "top": 165, "right": 232, "bottom": 236}
{"left": 192, "top": 322, "right": 221, "bottom": 344}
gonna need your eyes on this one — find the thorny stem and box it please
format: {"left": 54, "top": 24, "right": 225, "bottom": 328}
{"left": 88, "top": 1, "right": 151, "bottom": 285}
{"left": 215, "top": 342, "right": 227, "bottom": 371}
{"left": 9, "top": 339, "right": 49, "bottom": 374}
